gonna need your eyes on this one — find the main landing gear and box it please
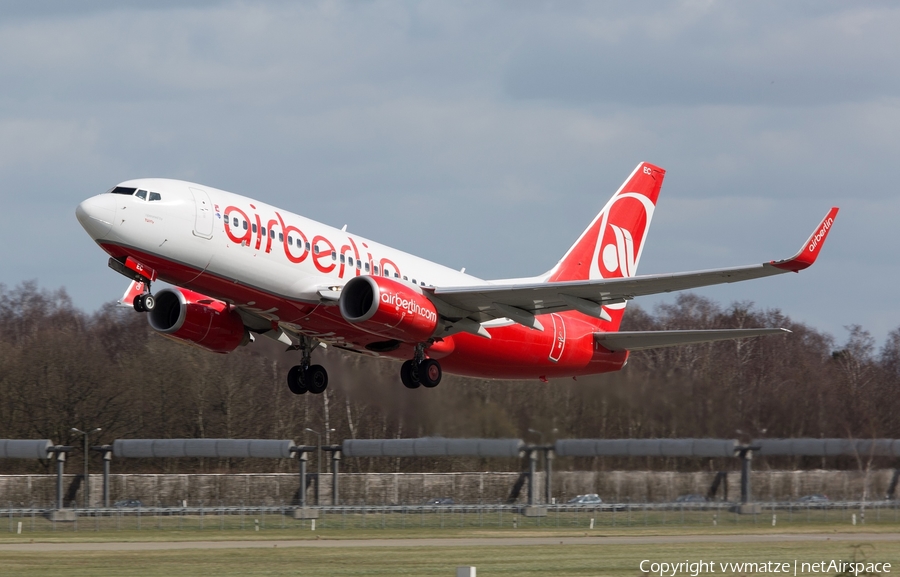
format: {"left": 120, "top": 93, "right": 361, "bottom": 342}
{"left": 287, "top": 338, "right": 329, "bottom": 395}
{"left": 132, "top": 287, "right": 155, "bottom": 312}
{"left": 400, "top": 344, "right": 442, "bottom": 389}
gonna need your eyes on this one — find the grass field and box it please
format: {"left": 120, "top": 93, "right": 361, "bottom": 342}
{"left": 1, "top": 522, "right": 899, "bottom": 576}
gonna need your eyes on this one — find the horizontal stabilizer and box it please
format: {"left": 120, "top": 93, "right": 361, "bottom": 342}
{"left": 594, "top": 328, "right": 789, "bottom": 352}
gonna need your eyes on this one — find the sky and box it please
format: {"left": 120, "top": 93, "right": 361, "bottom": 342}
{"left": 0, "top": 1, "right": 897, "bottom": 348}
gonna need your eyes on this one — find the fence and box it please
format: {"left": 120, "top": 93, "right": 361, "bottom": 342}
{"left": 2, "top": 501, "right": 899, "bottom": 534}
{"left": 1, "top": 470, "right": 898, "bottom": 508}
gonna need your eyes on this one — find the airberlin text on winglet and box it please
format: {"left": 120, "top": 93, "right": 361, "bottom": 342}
{"left": 808, "top": 216, "right": 834, "bottom": 253}
{"left": 771, "top": 206, "right": 839, "bottom": 272}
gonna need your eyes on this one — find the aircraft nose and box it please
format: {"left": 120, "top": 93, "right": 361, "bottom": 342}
{"left": 76, "top": 194, "right": 116, "bottom": 239}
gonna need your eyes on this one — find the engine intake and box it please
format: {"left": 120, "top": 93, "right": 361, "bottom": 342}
{"left": 339, "top": 276, "right": 439, "bottom": 342}
{"left": 148, "top": 288, "right": 250, "bottom": 354}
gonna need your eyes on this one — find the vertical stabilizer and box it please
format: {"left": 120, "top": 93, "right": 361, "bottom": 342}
{"left": 547, "top": 162, "right": 666, "bottom": 330}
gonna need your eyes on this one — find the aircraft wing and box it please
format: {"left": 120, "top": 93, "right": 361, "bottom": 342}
{"left": 594, "top": 328, "right": 790, "bottom": 352}
{"left": 427, "top": 208, "right": 838, "bottom": 330}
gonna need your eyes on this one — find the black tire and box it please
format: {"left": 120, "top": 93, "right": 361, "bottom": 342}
{"left": 418, "top": 359, "right": 442, "bottom": 388}
{"left": 287, "top": 365, "right": 308, "bottom": 395}
{"left": 305, "top": 365, "right": 328, "bottom": 394}
{"left": 400, "top": 360, "right": 420, "bottom": 389}
{"left": 143, "top": 293, "right": 155, "bottom": 311}
{"left": 133, "top": 295, "right": 146, "bottom": 313}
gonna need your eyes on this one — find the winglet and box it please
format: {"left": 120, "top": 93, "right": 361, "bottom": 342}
{"left": 770, "top": 207, "right": 839, "bottom": 272}
{"left": 117, "top": 280, "right": 146, "bottom": 307}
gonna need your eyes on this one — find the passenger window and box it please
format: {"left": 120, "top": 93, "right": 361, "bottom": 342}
{"left": 305, "top": 241, "right": 310, "bottom": 251}
{"left": 149, "top": 192, "right": 161, "bottom": 201}
{"left": 356, "top": 260, "right": 361, "bottom": 270}
{"left": 279, "top": 232, "right": 283, "bottom": 242}
{"left": 365, "top": 262, "right": 370, "bottom": 272}
{"left": 269, "top": 229, "right": 275, "bottom": 239}
{"left": 288, "top": 236, "right": 293, "bottom": 246}
{"left": 412, "top": 279, "right": 417, "bottom": 284}
{"left": 374, "top": 265, "right": 379, "bottom": 275}
{"left": 261, "top": 227, "right": 266, "bottom": 237}
{"left": 331, "top": 251, "right": 336, "bottom": 261}
{"left": 403, "top": 275, "right": 408, "bottom": 281}
{"left": 233, "top": 217, "right": 239, "bottom": 228}
{"left": 252, "top": 223, "right": 257, "bottom": 233}
{"left": 135, "top": 189, "right": 147, "bottom": 200}
{"left": 421, "top": 281, "right": 426, "bottom": 286}
{"left": 242, "top": 220, "right": 248, "bottom": 230}
{"left": 394, "top": 273, "right": 399, "bottom": 278}
{"left": 340, "top": 254, "right": 345, "bottom": 264}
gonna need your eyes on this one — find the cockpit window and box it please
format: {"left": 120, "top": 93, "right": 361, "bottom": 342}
{"left": 149, "top": 192, "right": 161, "bottom": 201}
{"left": 135, "top": 189, "right": 148, "bottom": 200}
{"left": 110, "top": 186, "right": 137, "bottom": 195}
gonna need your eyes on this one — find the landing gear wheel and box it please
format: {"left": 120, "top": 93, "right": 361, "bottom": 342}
{"left": 287, "top": 365, "right": 308, "bottom": 395}
{"left": 418, "top": 359, "right": 442, "bottom": 388}
{"left": 305, "top": 365, "right": 328, "bottom": 394}
{"left": 133, "top": 293, "right": 155, "bottom": 313}
{"left": 400, "top": 360, "right": 421, "bottom": 389}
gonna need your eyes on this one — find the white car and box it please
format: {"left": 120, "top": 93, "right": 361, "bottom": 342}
{"left": 567, "top": 493, "right": 602, "bottom": 504}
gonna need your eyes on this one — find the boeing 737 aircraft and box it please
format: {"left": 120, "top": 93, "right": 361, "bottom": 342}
{"left": 76, "top": 162, "right": 837, "bottom": 395}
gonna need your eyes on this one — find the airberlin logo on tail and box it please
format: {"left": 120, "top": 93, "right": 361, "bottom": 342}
{"left": 591, "top": 192, "right": 655, "bottom": 280}
{"left": 808, "top": 217, "right": 834, "bottom": 253}
{"left": 602, "top": 224, "right": 636, "bottom": 277}
{"left": 381, "top": 292, "right": 437, "bottom": 324}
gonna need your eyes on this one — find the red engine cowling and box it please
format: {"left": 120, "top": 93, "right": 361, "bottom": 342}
{"left": 339, "top": 276, "right": 439, "bottom": 342}
{"left": 148, "top": 288, "right": 250, "bottom": 354}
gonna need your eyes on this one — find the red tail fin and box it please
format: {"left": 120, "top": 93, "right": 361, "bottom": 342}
{"left": 547, "top": 162, "right": 665, "bottom": 329}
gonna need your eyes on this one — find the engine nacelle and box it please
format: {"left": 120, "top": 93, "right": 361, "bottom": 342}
{"left": 339, "top": 276, "right": 439, "bottom": 342}
{"left": 148, "top": 288, "right": 250, "bottom": 354}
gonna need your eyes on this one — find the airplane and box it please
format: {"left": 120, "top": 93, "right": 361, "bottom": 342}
{"left": 75, "top": 162, "right": 838, "bottom": 394}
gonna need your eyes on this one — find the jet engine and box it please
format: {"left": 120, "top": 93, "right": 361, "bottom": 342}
{"left": 339, "top": 276, "right": 439, "bottom": 342}
{"left": 148, "top": 288, "right": 251, "bottom": 354}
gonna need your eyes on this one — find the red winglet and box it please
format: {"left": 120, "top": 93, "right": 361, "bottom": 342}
{"left": 771, "top": 207, "right": 839, "bottom": 272}
{"left": 118, "top": 280, "right": 146, "bottom": 307}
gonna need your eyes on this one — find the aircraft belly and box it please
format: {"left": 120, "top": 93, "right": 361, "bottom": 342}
{"left": 439, "top": 317, "right": 604, "bottom": 379}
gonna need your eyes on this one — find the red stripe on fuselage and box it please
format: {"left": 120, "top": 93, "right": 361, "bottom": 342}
{"left": 99, "top": 242, "right": 628, "bottom": 380}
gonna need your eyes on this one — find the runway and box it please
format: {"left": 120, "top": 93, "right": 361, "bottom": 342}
{"left": 1, "top": 532, "right": 897, "bottom": 552}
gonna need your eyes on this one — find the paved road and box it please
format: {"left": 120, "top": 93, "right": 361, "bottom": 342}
{"left": 1, "top": 533, "right": 898, "bottom": 552}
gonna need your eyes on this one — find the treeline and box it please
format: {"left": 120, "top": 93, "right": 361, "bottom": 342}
{"left": 0, "top": 282, "right": 897, "bottom": 474}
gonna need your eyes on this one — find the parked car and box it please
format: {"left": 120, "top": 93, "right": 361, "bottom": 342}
{"left": 567, "top": 493, "right": 602, "bottom": 505}
{"left": 424, "top": 497, "right": 454, "bottom": 506}
{"left": 675, "top": 494, "right": 708, "bottom": 503}
{"left": 797, "top": 494, "right": 829, "bottom": 503}
{"left": 113, "top": 499, "right": 144, "bottom": 508}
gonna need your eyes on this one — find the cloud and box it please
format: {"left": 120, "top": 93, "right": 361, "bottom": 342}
{"left": 0, "top": 1, "right": 896, "bottom": 345}
{"left": 503, "top": 2, "right": 900, "bottom": 107}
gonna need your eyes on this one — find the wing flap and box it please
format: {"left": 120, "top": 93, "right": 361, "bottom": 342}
{"left": 594, "top": 328, "right": 790, "bottom": 352}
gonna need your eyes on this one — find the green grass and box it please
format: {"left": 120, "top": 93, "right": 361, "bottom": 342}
{"left": 1, "top": 509, "right": 899, "bottom": 576}
{"left": 2, "top": 539, "right": 900, "bottom": 576}
{"left": 1, "top": 506, "right": 899, "bottom": 543}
